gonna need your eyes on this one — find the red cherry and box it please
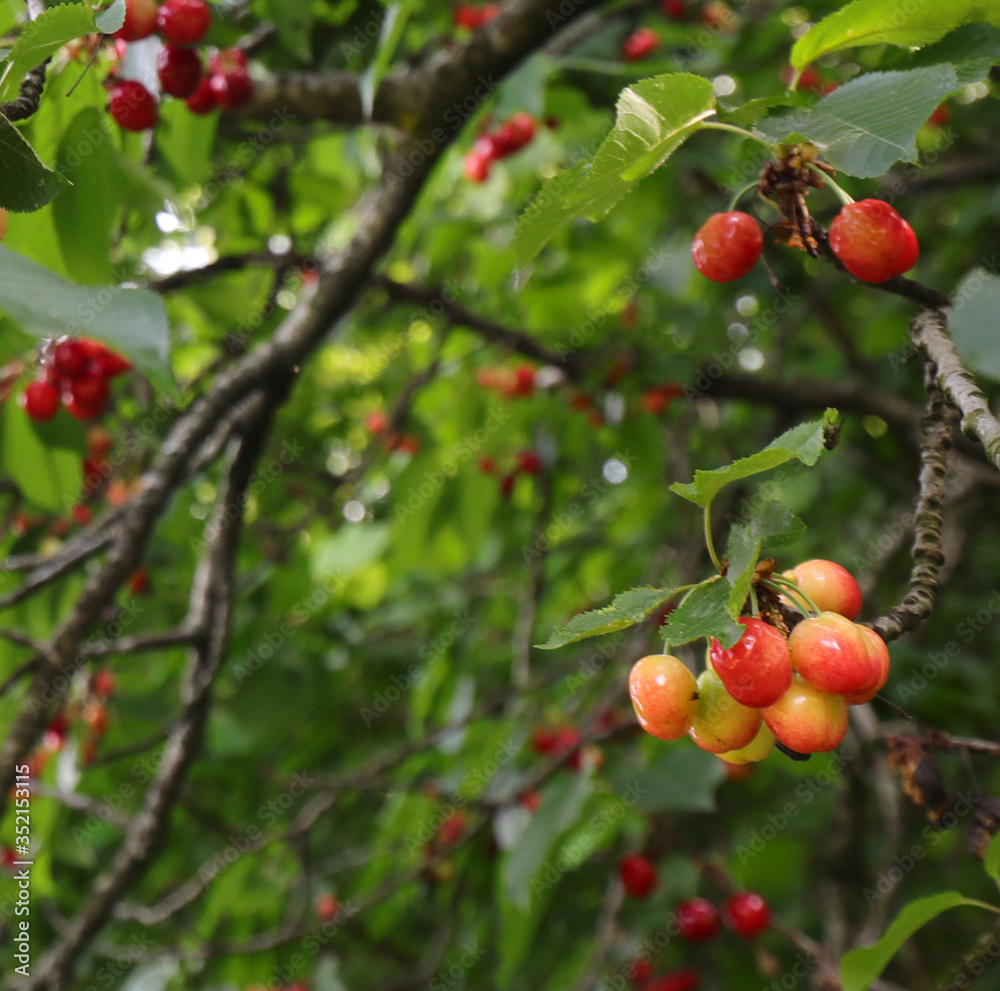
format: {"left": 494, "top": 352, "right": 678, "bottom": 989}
{"left": 209, "top": 47, "right": 248, "bottom": 74}
{"left": 692, "top": 212, "right": 764, "bottom": 282}
{"left": 519, "top": 789, "right": 541, "bottom": 813}
{"left": 622, "top": 27, "right": 659, "bottom": 61}
{"left": 114, "top": 0, "right": 159, "bottom": 41}
{"left": 436, "top": 811, "right": 467, "bottom": 847}
{"left": 82, "top": 701, "right": 109, "bottom": 735}
{"left": 477, "top": 456, "right": 496, "bottom": 474}
{"left": 209, "top": 68, "right": 254, "bottom": 110}
{"left": 65, "top": 395, "right": 106, "bottom": 421}
{"left": 644, "top": 968, "right": 700, "bottom": 991}
{"left": 619, "top": 854, "right": 658, "bottom": 899}
{"left": 70, "top": 372, "right": 110, "bottom": 408}
{"left": 186, "top": 75, "right": 218, "bottom": 114}
{"left": 72, "top": 504, "right": 93, "bottom": 525}
{"left": 453, "top": 3, "right": 499, "bottom": 29}
{"left": 782, "top": 559, "right": 862, "bottom": 619}
{"left": 928, "top": 103, "right": 951, "bottom": 127}
{"left": 51, "top": 339, "right": 89, "bottom": 379}
{"left": 828, "top": 199, "right": 919, "bottom": 283}
{"left": 20, "top": 381, "right": 60, "bottom": 421}
{"left": 464, "top": 150, "right": 491, "bottom": 183}
{"left": 788, "top": 612, "right": 878, "bottom": 697}
{"left": 641, "top": 384, "right": 683, "bottom": 414}
{"left": 628, "top": 654, "right": 698, "bottom": 740}
{"left": 94, "top": 350, "right": 132, "bottom": 378}
{"left": 661, "top": 0, "right": 687, "bottom": 18}
{"left": 628, "top": 958, "right": 653, "bottom": 985}
{"left": 314, "top": 893, "right": 339, "bottom": 921}
{"left": 726, "top": 891, "right": 771, "bottom": 937}
{"left": 517, "top": 450, "right": 542, "bottom": 475}
{"left": 531, "top": 727, "right": 560, "bottom": 755}
{"left": 128, "top": 567, "right": 150, "bottom": 595}
{"left": 506, "top": 112, "right": 536, "bottom": 151}
{"left": 709, "top": 617, "right": 793, "bottom": 709}
{"left": 499, "top": 472, "right": 516, "bottom": 498}
{"left": 364, "top": 411, "right": 388, "bottom": 434}
{"left": 156, "top": 0, "right": 211, "bottom": 45}
{"left": 157, "top": 45, "right": 203, "bottom": 98}
{"left": 108, "top": 80, "right": 158, "bottom": 131}
{"left": 512, "top": 364, "right": 536, "bottom": 396}
{"left": 676, "top": 897, "right": 721, "bottom": 942}
{"left": 91, "top": 669, "right": 116, "bottom": 698}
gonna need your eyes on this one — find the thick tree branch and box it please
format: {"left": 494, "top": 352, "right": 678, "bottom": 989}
{"left": 28, "top": 399, "right": 276, "bottom": 991}
{"left": 0, "top": 0, "right": 48, "bottom": 122}
{"left": 870, "top": 367, "right": 956, "bottom": 642}
{"left": 910, "top": 308, "right": 1000, "bottom": 470}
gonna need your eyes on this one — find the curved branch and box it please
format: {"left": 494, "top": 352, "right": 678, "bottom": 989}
{"left": 0, "top": 0, "right": 610, "bottom": 808}
{"left": 27, "top": 398, "right": 276, "bottom": 991}
{"left": 911, "top": 308, "right": 1000, "bottom": 470}
{"left": 374, "top": 275, "right": 585, "bottom": 377}
{"left": 871, "top": 365, "right": 956, "bottom": 642}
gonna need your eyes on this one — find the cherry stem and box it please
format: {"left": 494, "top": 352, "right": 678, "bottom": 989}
{"left": 726, "top": 178, "right": 760, "bottom": 212}
{"left": 805, "top": 162, "right": 854, "bottom": 206}
{"left": 702, "top": 121, "right": 776, "bottom": 153}
{"left": 761, "top": 574, "right": 821, "bottom": 617}
{"left": 703, "top": 507, "right": 722, "bottom": 572}
{"left": 749, "top": 586, "right": 759, "bottom": 617}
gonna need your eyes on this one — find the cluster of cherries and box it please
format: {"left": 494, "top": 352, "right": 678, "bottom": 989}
{"left": 107, "top": 0, "right": 253, "bottom": 131}
{"left": 692, "top": 199, "right": 919, "bottom": 285}
{"left": 11, "top": 669, "right": 117, "bottom": 795}
{"left": 453, "top": 2, "right": 499, "bottom": 29}
{"left": 629, "top": 560, "right": 889, "bottom": 761}
{"left": 618, "top": 856, "right": 771, "bottom": 989}
{"left": 621, "top": 0, "right": 736, "bottom": 62}
{"left": 363, "top": 411, "right": 422, "bottom": 455}
{"left": 19, "top": 337, "right": 131, "bottom": 423}
{"left": 464, "top": 112, "right": 539, "bottom": 183}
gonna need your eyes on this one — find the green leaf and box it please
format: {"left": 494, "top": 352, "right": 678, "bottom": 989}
{"left": 0, "top": 246, "right": 175, "bottom": 398}
{"left": 94, "top": 0, "right": 126, "bottom": 34}
{"left": 662, "top": 577, "right": 743, "bottom": 651}
{"left": 515, "top": 74, "right": 715, "bottom": 266}
{"left": 792, "top": 0, "right": 1000, "bottom": 70}
{"left": 0, "top": 115, "right": 68, "bottom": 213}
{"left": 670, "top": 410, "right": 837, "bottom": 509}
{"left": 746, "top": 500, "right": 806, "bottom": 549}
{"left": 725, "top": 525, "right": 760, "bottom": 617}
{"left": 537, "top": 585, "right": 673, "bottom": 649}
{"left": 887, "top": 24, "right": 1000, "bottom": 86}
{"left": 53, "top": 109, "right": 115, "bottom": 283}
{"left": 360, "top": 0, "right": 416, "bottom": 119}
{"left": 627, "top": 747, "right": 727, "bottom": 814}
{"left": 501, "top": 773, "right": 593, "bottom": 911}
{"left": 985, "top": 831, "right": 1000, "bottom": 885}
{"left": 840, "top": 893, "right": 999, "bottom": 991}
{"left": 755, "top": 67, "right": 959, "bottom": 178}
{"left": 950, "top": 269, "right": 1000, "bottom": 381}
{"left": 0, "top": 2, "right": 97, "bottom": 102}
{"left": 1, "top": 402, "right": 82, "bottom": 514}
{"left": 265, "top": 0, "right": 314, "bottom": 62}
{"left": 716, "top": 94, "right": 803, "bottom": 127}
